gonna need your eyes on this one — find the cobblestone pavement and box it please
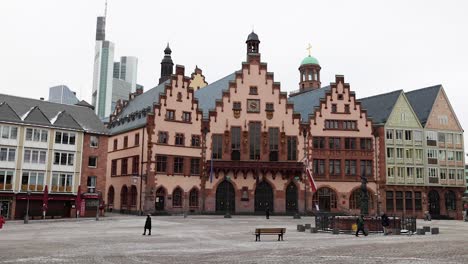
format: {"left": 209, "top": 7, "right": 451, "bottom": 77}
{"left": 1, "top": 215, "right": 467, "bottom": 264}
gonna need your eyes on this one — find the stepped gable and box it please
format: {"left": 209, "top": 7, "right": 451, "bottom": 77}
{"left": 358, "top": 90, "right": 403, "bottom": 125}
{"left": 405, "top": 85, "right": 442, "bottom": 126}
{"left": 288, "top": 86, "right": 331, "bottom": 122}
{"left": 194, "top": 73, "right": 236, "bottom": 118}
{"left": 0, "top": 93, "right": 107, "bottom": 134}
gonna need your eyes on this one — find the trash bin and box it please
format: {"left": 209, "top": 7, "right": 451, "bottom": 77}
{"left": 351, "top": 223, "right": 357, "bottom": 232}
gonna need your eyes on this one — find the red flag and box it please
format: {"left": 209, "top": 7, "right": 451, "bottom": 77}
{"left": 306, "top": 167, "right": 317, "bottom": 193}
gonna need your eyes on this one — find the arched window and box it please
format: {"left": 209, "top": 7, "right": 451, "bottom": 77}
{"left": 349, "top": 188, "right": 374, "bottom": 210}
{"left": 312, "top": 187, "right": 337, "bottom": 211}
{"left": 107, "top": 186, "right": 115, "bottom": 206}
{"left": 130, "top": 185, "right": 138, "bottom": 207}
{"left": 189, "top": 188, "right": 199, "bottom": 207}
{"left": 173, "top": 187, "right": 183, "bottom": 207}
{"left": 445, "top": 191, "right": 456, "bottom": 210}
{"left": 120, "top": 185, "right": 128, "bottom": 207}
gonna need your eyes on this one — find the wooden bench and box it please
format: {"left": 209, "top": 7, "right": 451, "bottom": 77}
{"left": 254, "top": 228, "right": 286, "bottom": 241}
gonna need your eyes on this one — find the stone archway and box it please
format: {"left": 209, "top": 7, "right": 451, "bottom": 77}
{"left": 216, "top": 180, "right": 235, "bottom": 213}
{"left": 285, "top": 182, "right": 298, "bottom": 213}
{"left": 255, "top": 181, "right": 274, "bottom": 212}
{"left": 428, "top": 190, "right": 440, "bottom": 216}
{"left": 155, "top": 187, "right": 166, "bottom": 211}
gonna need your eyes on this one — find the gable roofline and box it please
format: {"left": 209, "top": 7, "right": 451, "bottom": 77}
{"left": 396, "top": 92, "right": 424, "bottom": 129}
{"left": 0, "top": 102, "right": 22, "bottom": 121}
{"left": 22, "top": 106, "right": 51, "bottom": 124}
{"left": 405, "top": 84, "right": 442, "bottom": 126}
{"left": 358, "top": 89, "right": 403, "bottom": 125}
{"left": 426, "top": 86, "right": 464, "bottom": 131}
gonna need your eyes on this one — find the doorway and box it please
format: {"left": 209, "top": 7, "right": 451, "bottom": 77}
{"left": 255, "top": 181, "right": 274, "bottom": 212}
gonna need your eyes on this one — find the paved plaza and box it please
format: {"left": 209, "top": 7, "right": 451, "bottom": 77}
{"left": 1, "top": 214, "right": 468, "bottom": 264}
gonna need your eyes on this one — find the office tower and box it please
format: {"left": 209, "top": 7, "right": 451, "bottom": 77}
{"left": 48, "top": 85, "right": 79, "bottom": 105}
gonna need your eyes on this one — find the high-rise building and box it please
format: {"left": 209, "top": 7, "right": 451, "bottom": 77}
{"left": 92, "top": 16, "right": 115, "bottom": 119}
{"left": 48, "top": 85, "right": 79, "bottom": 105}
{"left": 112, "top": 56, "right": 138, "bottom": 92}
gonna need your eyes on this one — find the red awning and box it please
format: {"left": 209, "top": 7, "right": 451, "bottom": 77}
{"left": 16, "top": 194, "right": 76, "bottom": 201}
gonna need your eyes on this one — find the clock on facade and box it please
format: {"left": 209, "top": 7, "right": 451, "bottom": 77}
{"left": 247, "top": 99, "right": 260, "bottom": 113}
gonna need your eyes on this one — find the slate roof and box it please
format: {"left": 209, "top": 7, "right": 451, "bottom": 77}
{"left": 288, "top": 86, "right": 331, "bottom": 122}
{"left": 194, "top": 73, "right": 236, "bottom": 118}
{"left": 358, "top": 90, "right": 402, "bottom": 125}
{"left": 405, "top": 85, "right": 442, "bottom": 126}
{"left": 108, "top": 80, "right": 169, "bottom": 134}
{"left": 0, "top": 94, "right": 108, "bottom": 134}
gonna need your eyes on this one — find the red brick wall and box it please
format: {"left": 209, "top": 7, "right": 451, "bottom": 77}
{"left": 81, "top": 133, "right": 108, "bottom": 195}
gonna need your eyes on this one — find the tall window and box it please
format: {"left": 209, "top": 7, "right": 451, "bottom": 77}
{"left": 166, "top": 110, "right": 175, "bottom": 120}
{"left": 87, "top": 176, "right": 97, "bottom": 193}
{"left": 55, "top": 131, "right": 75, "bottom": 145}
{"left": 269, "top": 128, "right": 279, "bottom": 161}
{"left": 156, "top": 156, "right": 167, "bottom": 172}
{"left": 415, "top": 192, "right": 422, "bottom": 210}
{"left": 344, "top": 138, "right": 356, "bottom": 149}
{"left": 405, "top": 191, "right": 413, "bottom": 211}
{"left": 331, "top": 104, "right": 337, "bottom": 113}
{"left": 231, "top": 127, "right": 241, "bottom": 160}
{"left": 212, "top": 135, "right": 223, "bottom": 159}
{"left": 287, "top": 136, "right": 297, "bottom": 161}
{"left": 113, "top": 139, "right": 118, "bottom": 150}
{"left": 191, "top": 135, "right": 201, "bottom": 147}
{"left": 123, "top": 136, "right": 128, "bottom": 148}
{"left": 190, "top": 158, "right": 200, "bottom": 175}
{"left": 395, "top": 130, "right": 403, "bottom": 140}
{"left": 174, "top": 157, "right": 184, "bottom": 174}
{"left": 90, "top": 135, "right": 99, "bottom": 147}
{"left": 189, "top": 189, "right": 199, "bottom": 207}
{"left": 313, "top": 137, "right": 325, "bottom": 149}
{"left": 249, "top": 122, "right": 261, "bottom": 160}
{"left": 182, "top": 112, "right": 191, "bottom": 122}
{"left": 445, "top": 191, "right": 456, "bottom": 210}
{"left": 404, "top": 130, "right": 412, "bottom": 141}
{"left": 134, "top": 133, "right": 140, "bottom": 146}
{"left": 329, "top": 160, "right": 341, "bottom": 176}
{"left": 21, "top": 171, "right": 44, "bottom": 191}
{"left": 360, "top": 138, "right": 372, "bottom": 150}
{"left": 175, "top": 133, "right": 185, "bottom": 146}
{"left": 51, "top": 173, "right": 73, "bottom": 192}
{"left": 329, "top": 137, "right": 340, "bottom": 149}
{"left": 173, "top": 188, "right": 183, "bottom": 207}
{"left": 26, "top": 128, "right": 48, "bottom": 142}
{"left": 121, "top": 158, "right": 128, "bottom": 175}
{"left": 395, "top": 191, "right": 403, "bottom": 210}
{"left": 111, "top": 160, "right": 117, "bottom": 176}
{"left": 158, "top": 131, "right": 168, "bottom": 144}
{"left": 88, "top": 156, "right": 98, "bottom": 167}
{"left": 132, "top": 156, "right": 139, "bottom": 175}
{"left": 386, "top": 191, "right": 394, "bottom": 211}
{"left": 360, "top": 160, "right": 372, "bottom": 177}
{"left": 313, "top": 159, "right": 325, "bottom": 176}
{"left": 345, "top": 160, "right": 357, "bottom": 175}
{"left": 386, "top": 129, "right": 393, "bottom": 140}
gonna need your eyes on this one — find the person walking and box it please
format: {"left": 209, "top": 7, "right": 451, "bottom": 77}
{"left": 381, "top": 213, "right": 390, "bottom": 235}
{"left": 355, "top": 215, "right": 367, "bottom": 237}
{"left": 142, "top": 214, "right": 152, "bottom": 236}
{"left": 265, "top": 206, "right": 270, "bottom": 219}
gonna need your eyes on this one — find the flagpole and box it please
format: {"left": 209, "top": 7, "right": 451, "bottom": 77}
{"left": 303, "top": 129, "right": 308, "bottom": 215}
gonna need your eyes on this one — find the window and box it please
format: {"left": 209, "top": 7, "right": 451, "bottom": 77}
{"left": 386, "top": 129, "right": 393, "bottom": 140}
{"left": 438, "top": 132, "right": 445, "bottom": 143}
{"left": 331, "top": 104, "right": 337, "bottom": 113}
{"left": 174, "top": 157, "right": 184, "bottom": 174}
{"left": 156, "top": 156, "right": 167, "bottom": 173}
{"left": 344, "top": 138, "right": 356, "bottom": 150}
{"left": 345, "top": 160, "right": 357, "bottom": 175}
{"left": 123, "top": 136, "right": 128, "bottom": 148}
{"left": 395, "top": 191, "right": 403, "bottom": 210}
{"left": 121, "top": 158, "right": 128, "bottom": 175}
{"left": 53, "top": 152, "right": 74, "bottom": 166}
{"left": 21, "top": 171, "right": 45, "bottom": 191}
{"left": 387, "top": 148, "right": 394, "bottom": 159}
{"left": 312, "top": 159, "right": 325, "bottom": 176}
{"left": 134, "top": 133, "right": 139, "bottom": 146}
{"left": 406, "top": 167, "right": 414, "bottom": 178}
{"left": 329, "top": 160, "right": 341, "bottom": 175}
{"left": 396, "top": 167, "right": 405, "bottom": 178}
{"left": 90, "top": 136, "right": 99, "bottom": 147}
{"left": 88, "top": 156, "right": 98, "bottom": 167}
{"left": 0, "top": 170, "right": 14, "bottom": 190}
{"left": 405, "top": 149, "right": 413, "bottom": 159}
{"left": 455, "top": 152, "right": 463, "bottom": 161}
{"left": 312, "top": 188, "right": 337, "bottom": 209}
{"left": 313, "top": 137, "right": 325, "bottom": 149}
{"left": 415, "top": 192, "right": 422, "bottom": 210}
{"left": 54, "top": 131, "right": 75, "bottom": 145}
{"left": 360, "top": 160, "right": 372, "bottom": 177}
{"left": 344, "top": 104, "right": 350, "bottom": 113}
{"left": 396, "top": 148, "right": 404, "bottom": 159}
{"left": 111, "top": 160, "right": 117, "bottom": 176}
{"left": 415, "top": 149, "right": 423, "bottom": 160}
{"left": 426, "top": 131, "right": 437, "bottom": 141}
{"left": 0, "top": 125, "right": 18, "bottom": 140}
{"left": 438, "top": 115, "right": 448, "bottom": 125}
{"left": 360, "top": 138, "right": 372, "bottom": 150}
{"left": 349, "top": 189, "right": 374, "bottom": 210}
{"left": 414, "top": 131, "right": 422, "bottom": 143}
{"left": 454, "top": 134, "right": 462, "bottom": 144}
{"left": 212, "top": 135, "right": 223, "bottom": 159}
{"left": 0, "top": 147, "right": 16, "bottom": 162}
{"left": 386, "top": 191, "right": 394, "bottom": 211}
{"left": 173, "top": 188, "right": 183, "bottom": 207}
{"left": 338, "top": 94, "right": 344, "bottom": 100}
{"left": 428, "top": 167, "right": 438, "bottom": 178}
{"left": 445, "top": 191, "right": 456, "bottom": 210}
{"left": 269, "top": 127, "right": 279, "bottom": 151}
{"left": 404, "top": 130, "right": 412, "bottom": 141}
{"left": 405, "top": 192, "right": 413, "bottom": 210}
{"left": 113, "top": 139, "right": 118, "bottom": 150}
{"left": 395, "top": 130, "right": 403, "bottom": 140}
{"left": 51, "top": 173, "right": 73, "bottom": 192}
{"left": 166, "top": 110, "right": 175, "bottom": 120}
{"left": 231, "top": 127, "right": 241, "bottom": 151}
{"left": 401, "top": 112, "right": 408, "bottom": 121}
{"left": 447, "top": 151, "right": 454, "bottom": 161}
{"left": 265, "top": 103, "right": 274, "bottom": 111}
{"left": 324, "top": 120, "right": 339, "bottom": 129}
{"left": 26, "top": 128, "right": 48, "bottom": 142}
{"left": 457, "top": 169, "right": 463, "bottom": 180}
{"left": 132, "top": 156, "right": 139, "bottom": 174}
{"left": 329, "top": 137, "right": 340, "bottom": 149}
{"left": 190, "top": 158, "right": 200, "bottom": 175}
{"left": 249, "top": 122, "right": 261, "bottom": 160}
{"left": 427, "top": 149, "right": 438, "bottom": 159}
{"left": 175, "top": 133, "right": 185, "bottom": 146}
{"left": 249, "top": 86, "right": 258, "bottom": 95}
{"left": 387, "top": 167, "right": 395, "bottom": 178}
{"left": 416, "top": 168, "right": 423, "bottom": 179}
{"left": 448, "top": 169, "right": 455, "bottom": 180}
{"left": 343, "top": 121, "right": 357, "bottom": 130}
{"left": 446, "top": 133, "right": 453, "bottom": 144}
{"left": 191, "top": 135, "right": 201, "bottom": 147}
{"left": 189, "top": 189, "right": 199, "bottom": 207}
{"left": 233, "top": 101, "right": 242, "bottom": 110}
{"left": 87, "top": 176, "right": 97, "bottom": 193}
{"left": 182, "top": 112, "right": 191, "bottom": 122}
{"left": 287, "top": 136, "right": 297, "bottom": 161}
{"left": 158, "top": 131, "right": 168, "bottom": 144}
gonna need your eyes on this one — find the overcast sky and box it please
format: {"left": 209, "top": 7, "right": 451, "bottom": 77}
{"left": 1, "top": 0, "right": 467, "bottom": 149}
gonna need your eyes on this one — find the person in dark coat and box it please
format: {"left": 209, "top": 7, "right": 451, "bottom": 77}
{"left": 143, "top": 214, "right": 152, "bottom": 235}
{"left": 381, "top": 213, "right": 390, "bottom": 235}
{"left": 355, "top": 215, "right": 367, "bottom": 237}
{"left": 265, "top": 206, "right": 270, "bottom": 219}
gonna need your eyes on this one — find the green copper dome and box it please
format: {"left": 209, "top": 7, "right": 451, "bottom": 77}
{"left": 301, "top": 55, "right": 319, "bottom": 65}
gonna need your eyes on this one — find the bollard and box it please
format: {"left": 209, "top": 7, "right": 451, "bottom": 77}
{"left": 417, "top": 229, "right": 425, "bottom": 235}
{"left": 297, "top": 225, "right": 305, "bottom": 232}
{"left": 393, "top": 229, "right": 401, "bottom": 235}
{"left": 431, "top": 227, "right": 439, "bottom": 234}
{"left": 332, "top": 228, "right": 340, "bottom": 235}
{"left": 310, "top": 227, "right": 318, "bottom": 233}
{"left": 423, "top": 226, "right": 430, "bottom": 232}
{"left": 305, "top": 224, "right": 311, "bottom": 229}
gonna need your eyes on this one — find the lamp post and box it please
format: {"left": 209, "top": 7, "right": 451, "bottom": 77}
{"left": 96, "top": 191, "right": 101, "bottom": 221}
{"left": 201, "top": 127, "right": 208, "bottom": 213}
{"left": 294, "top": 176, "right": 301, "bottom": 219}
{"left": 303, "top": 128, "right": 308, "bottom": 215}
{"left": 224, "top": 175, "right": 232, "bottom": 218}
{"left": 24, "top": 190, "right": 31, "bottom": 224}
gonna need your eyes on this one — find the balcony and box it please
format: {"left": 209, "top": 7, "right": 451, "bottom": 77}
{"left": 0, "top": 184, "right": 12, "bottom": 190}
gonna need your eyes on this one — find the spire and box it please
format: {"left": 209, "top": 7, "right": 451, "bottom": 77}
{"left": 246, "top": 31, "right": 260, "bottom": 54}
{"left": 159, "top": 43, "right": 174, "bottom": 84}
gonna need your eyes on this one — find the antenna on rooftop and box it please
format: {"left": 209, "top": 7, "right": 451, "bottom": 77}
{"left": 104, "top": 0, "right": 108, "bottom": 19}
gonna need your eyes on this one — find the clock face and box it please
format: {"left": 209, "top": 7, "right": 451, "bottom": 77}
{"left": 247, "top": 99, "right": 260, "bottom": 113}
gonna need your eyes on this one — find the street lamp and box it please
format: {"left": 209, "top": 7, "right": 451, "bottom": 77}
{"left": 303, "top": 128, "right": 308, "bottom": 215}
{"left": 293, "top": 176, "right": 301, "bottom": 219}
{"left": 96, "top": 191, "right": 101, "bottom": 221}
{"left": 224, "top": 175, "right": 232, "bottom": 218}
{"left": 201, "top": 127, "right": 209, "bottom": 213}
{"left": 24, "top": 190, "right": 31, "bottom": 224}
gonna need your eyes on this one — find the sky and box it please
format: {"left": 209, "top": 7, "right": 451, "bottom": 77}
{"left": 1, "top": 0, "right": 467, "bottom": 149}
